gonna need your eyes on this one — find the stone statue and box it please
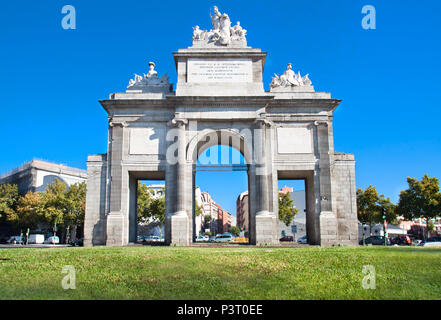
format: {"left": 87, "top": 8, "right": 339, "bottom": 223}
{"left": 193, "top": 25, "right": 209, "bottom": 41}
{"left": 145, "top": 62, "right": 158, "bottom": 78}
{"left": 127, "top": 61, "right": 171, "bottom": 92}
{"left": 128, "top": 74, "right": 143, "bottom": 87}
{"left": 210, "top": 6, "right": 222, "bottom": 31}
{"left": 271, "top": 63, "right": 313, "bottom": 89}
{"left": 232, "top": 21, "right": 246, "bottom": 40}
{"left": 192, "top": 6, "right": 247, "bottom": 47}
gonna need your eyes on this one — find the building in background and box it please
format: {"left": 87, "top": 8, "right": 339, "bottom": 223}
{"left": 236, "top": 191, "right": 249, "bottom": 232}
{"left": 198, "top": 191, "right": 231, "bottom": 236}
{"left": 236, "top": 187, "right": 306, "bottom": 239}
{"left": 0, "top": 159, "right": 87, "bottom": 194}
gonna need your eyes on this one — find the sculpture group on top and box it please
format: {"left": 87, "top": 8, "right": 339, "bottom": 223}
{"left": 127, "top": 61, "right": 171, "bottom": 92}
{"left": 192, "top": 6, "right": 247, "bottom": 46}
{"left": 270, "top": 63, "right": 313, "bottom": 89}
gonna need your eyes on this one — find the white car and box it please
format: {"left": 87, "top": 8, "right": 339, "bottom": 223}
{"left": 44, "top": 236, "right": 60, "bottom": 244}
{"left": 28, "top": 234, "right": 45, "bottom": 244}
{"left": 196, "top": 235, "right": 209, "bottom": 242}
{"left": 214, "top": 234, "right": 234, "bottom": 242}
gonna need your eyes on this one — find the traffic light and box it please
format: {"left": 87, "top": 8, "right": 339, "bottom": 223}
{"left": 382, "top": 208, "right": 388, "bottom": 245}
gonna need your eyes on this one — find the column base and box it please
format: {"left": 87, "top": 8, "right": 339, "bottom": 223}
{"left": 171, "top": 212, "right": 189, "bottom": 245}
{"left": 319, "top": 211, "right": 338, "bottom": 246}
{"left": 255, "top": 213, "right": 279, "bottom": 245}
{"left": 106, "top": 213, "right": 126, "bottom": 246}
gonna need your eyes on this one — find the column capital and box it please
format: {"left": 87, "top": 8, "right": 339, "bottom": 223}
{"left": 254, "top": 116, "right": 273, "bottom": 128}
{"left": 314, "top": 120, "right": 329, "bottom": 127}
{"left": 168, "top": 117, "right": 188, "bottom": 128}
{"left": 108, "top": 117, "right": 128, "bottom": 128}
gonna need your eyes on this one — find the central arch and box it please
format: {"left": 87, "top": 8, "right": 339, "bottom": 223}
{"left": 187, "top": 128, "right": 257, "bottom": 244}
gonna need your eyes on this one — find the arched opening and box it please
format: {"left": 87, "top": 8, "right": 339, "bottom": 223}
{"left": 190, "top": 130, "right": 253, "bottom": 244}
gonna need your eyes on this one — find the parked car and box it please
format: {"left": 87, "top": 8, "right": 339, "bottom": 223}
{"left": 421, "top": 241, "right": 441, "bottom": 247}
{"left": 209, "top": 236, "right": 216, "bottom": 242}
{"left": 215, "top": 234, "right": 234, "bottom": 242}
{"left": 297, "top": 236, "right": 307, "bottom": 244}
{"left": 143, "top": 235, "right": 161, "bottom": 242}
{"left": 195, "top": 235, "right": 206, "bottom": 242}
{"left": 7, "top": 236, "right": 23, "bottom": 244}
{"left": 427, "top": 236, "right": 441, "bottom": 242}
{"left": 28, "top": 234, "right": 45, "bottom": 244}
{"left": 359, "top": 236, "right": 391, "bottom": 246}
{"left": 391, "top": 235, "right": 411, "bottom": 246}
{"left": 44, "top": 236, "right": 60, "bottom": 244}
{"left": 280, "top": 236, "right": 294, "bottom": 242}
{"left": 70, "top": 238, "right": 84, "bottom": 247}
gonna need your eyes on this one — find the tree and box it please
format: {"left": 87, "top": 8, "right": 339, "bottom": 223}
{"left": 195, "top": 203, "right": 202, "bottom": 217}
{"left": 278, "top": 192, "right": 298, "bottom": 227}
{"left": 65, "top": 182, "right": 87, "bottom": 242}
{"left": 397, "top": 175, "right": 441, "bottom": 240}
{"left": 204, "top": 214, "right": 212, "bottom": 229}
{"left": 137, "top": 182, "right": 165, "bottom": 224}
{"left": 39, "top": 179, "right": 68, "bottom": 236}
{"left": 0, "top": 184, "right": 19, "bottom": 221}
{"left": 137, "top": 182, "right": 153, "bottom": 224}
{"left": 357, "top": 185, "right": 397, "bottom": 230}
{"left": 229, "top": 225, "right": 241, "bottom": 236}
{"left": 13, "top": 192, "right": 43, "bottom": 230}
{"left": 149, "top": 197, "right": 165, "bottom": 224}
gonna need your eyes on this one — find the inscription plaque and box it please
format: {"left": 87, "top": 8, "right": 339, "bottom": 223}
{"left": 187, "top": 58, "right": 253, "bottom": 83}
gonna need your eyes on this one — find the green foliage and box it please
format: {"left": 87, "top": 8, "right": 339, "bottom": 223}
{"left": 278, "top": 192, "right": 298, "bottom": 226}
{"left": 14, "top": 192, "right": 43, "bottom": 229}
{"left": 397, "top": 175, "right": 441, "bottom": 237}
{"left": 195, "top": 203, "right": 202, "bottom": 217}
{"left": 39, "top": 179, "right": 67, "bottom": 232}
{"left": 65, "top": 182, "right": 87, "bottom": 226}
{"left": 137, "top": 182, "right": 165, "bottom": 224}
{"left": 0, "top": 184, "right": 19, "bottom": 221}
{"left": 6, "top": 180, "right": 86, "bottom": 238}
{"left": 357, "top": 185, "right": 397, "bottom": 226}
{"left": 149, "top": 197, "right": 165, "bottom": 224}
{"left": 205, "top": 231, "right": 211, "bottom": 236}
{"left": 229, "top": 226, "right": 241, "bottom": 236}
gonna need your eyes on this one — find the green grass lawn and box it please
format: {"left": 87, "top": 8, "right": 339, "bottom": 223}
{"left": 0, "top": 246, "right": 440, "bottom": 300}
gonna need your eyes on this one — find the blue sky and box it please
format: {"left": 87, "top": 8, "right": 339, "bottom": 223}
{"left": 1, "top": 0, "right": 440, "bottom": 212}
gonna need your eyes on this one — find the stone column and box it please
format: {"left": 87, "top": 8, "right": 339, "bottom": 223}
{"left": 314, "top": 120, "right": 337, "bottom": 246}
{"left": 169, "top": 117, "right": 190, "bottom": 245}
{"left": 254, "top": 116, "right": 278, "bottom": 245}
{"left": 105, "top": 121, "right": 128, "bottom": 246}
{"left": 84, "top": 154, "right": 107, "bottom": 246}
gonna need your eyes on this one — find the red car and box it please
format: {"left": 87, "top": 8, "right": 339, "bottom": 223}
{"left": 280, "top": 236, "right": 294, "bottom": 242}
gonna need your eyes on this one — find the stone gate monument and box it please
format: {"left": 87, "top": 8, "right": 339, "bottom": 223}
{"left": 84, "top": 6, "right": 358, "bottom": 247}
